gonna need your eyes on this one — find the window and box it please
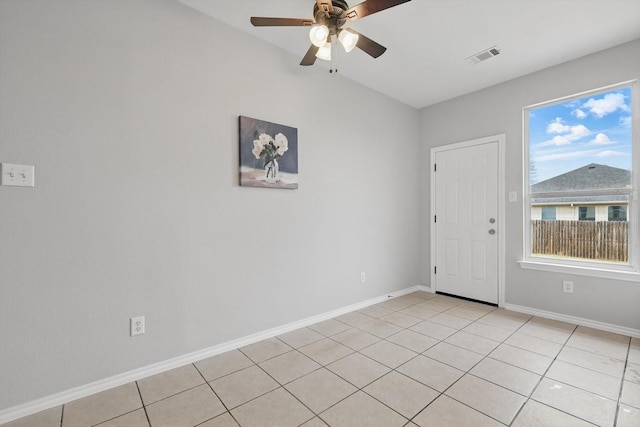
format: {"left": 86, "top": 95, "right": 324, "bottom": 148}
{"left": 541, "top": 206, "right": 556, "bottom": 220}
{"left": 578, "top": 206, "right": 595, "bottom": 221}
{"left": 522, "top": 81, "right": 638, "bottom": 280}
{"left": 609, "top": 205, "right": 627, "bottom": 221}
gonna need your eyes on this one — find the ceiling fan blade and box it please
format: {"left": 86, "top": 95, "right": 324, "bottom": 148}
{"left": 250, "top": 17, "right": 314, "bottom": 27}
{"left": 300, "top": 45, "right": 320, "bottom": 66}
{"left": 352, "top": 30, "right": 387, "bottom": 58}
{"left": 341, "top": 0, "right": 411, "bottom": 22}
{"left": 316, "top": 0, "right": 334, "bottom": 16}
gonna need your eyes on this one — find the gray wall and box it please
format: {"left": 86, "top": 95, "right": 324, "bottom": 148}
{"left": 420, "top": 39, "right": 640, "bottom": 330}
{"left": 0, "top": 0, "right": 421, "bottom": 410}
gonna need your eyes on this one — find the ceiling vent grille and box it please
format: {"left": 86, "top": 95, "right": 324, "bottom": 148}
{"left": 466, "top": 46, "right": 501, "bottom": 64}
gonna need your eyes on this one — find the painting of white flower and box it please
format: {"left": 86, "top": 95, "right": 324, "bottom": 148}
{"left": 239, "top": 116, "right": 298, "bottom": 189}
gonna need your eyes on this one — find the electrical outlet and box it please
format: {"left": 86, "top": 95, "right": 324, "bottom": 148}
{"left": 562, "top": 280, "right": 574, "bottom": 293}
{"left": 130, "top": 316, "right": 145, "bottom": 336}
{"left": 360, "top": 272, "right": 366, "bottom": 283}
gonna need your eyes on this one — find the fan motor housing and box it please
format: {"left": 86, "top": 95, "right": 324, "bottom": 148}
{"left": 314, "top": 0, "right": 349, "bottom": 33}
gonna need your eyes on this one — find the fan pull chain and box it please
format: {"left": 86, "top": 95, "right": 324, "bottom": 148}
{"left": 330, "top": 37, "right": 338, "bottom": 73}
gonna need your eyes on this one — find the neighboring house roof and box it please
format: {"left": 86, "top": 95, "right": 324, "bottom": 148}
{"left": 531, "top": 163, "right": 631, "bottom": 205}
{"left": 532, "top": 163, "right": 631, "bottom": 192}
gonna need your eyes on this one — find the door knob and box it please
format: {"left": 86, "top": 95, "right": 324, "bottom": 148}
{"left": 488, "top": 229, "right": 496, "bottom": 235}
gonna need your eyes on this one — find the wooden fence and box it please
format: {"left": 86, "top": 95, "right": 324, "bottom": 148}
{"left": 531, "top": 220, "right": 629, "bottom": 263}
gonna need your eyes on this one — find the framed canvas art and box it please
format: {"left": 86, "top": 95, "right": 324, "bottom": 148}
{"left": 239, "top": 116, "right": 298, "bottom": 189}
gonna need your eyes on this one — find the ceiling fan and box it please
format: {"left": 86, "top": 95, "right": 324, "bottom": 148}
{"left": 250, "top": 0, "right": 411, "bottom": 68}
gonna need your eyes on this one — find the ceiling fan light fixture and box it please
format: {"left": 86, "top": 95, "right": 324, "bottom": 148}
{"left": 315, "top": 43, "right": 332, "bottom": 61}
{"left": 338, "top": 28, "right": 359, "bottom": 53}
{"left": 250, "top": 0, "right": 412, "bottom": 66}
{"left": 309, "top": 25, "right": 329, "bottom": 47}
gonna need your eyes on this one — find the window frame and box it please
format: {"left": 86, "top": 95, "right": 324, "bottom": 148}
{"left": 520, "top": 80, "right": 640, "bottom": 282}
{"left": 608, "top": 205, "right": 627, "bottom": 221}
{"left": 541, "top": 206, "right": 557, "bottom": 221}
{"left": 578, "top": 206, "right": 595, "bottom": 221}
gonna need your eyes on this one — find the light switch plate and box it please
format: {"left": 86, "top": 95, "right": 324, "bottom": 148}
{"left": 1, "top": 163, "right": 35, "bottom": 187}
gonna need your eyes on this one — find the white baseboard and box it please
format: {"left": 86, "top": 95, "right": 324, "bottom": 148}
{"left": 503, "top": 303, "right": 640, "bottom": 338}
{"left": 0, "top": 285, "right": 426, "bottom": 424}
{"left": 420, "top": 285, "right": 434, "bottom": 293}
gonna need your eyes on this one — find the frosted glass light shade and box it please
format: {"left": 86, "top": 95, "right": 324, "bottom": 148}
{"left": 338, "top": 28, "right": 359, "bottom": 53}
{"left": 315, "top": 43, "right": 331, "bottom": 61}
{"left": 309, "top": 25, "right": 329, "bottom": 47}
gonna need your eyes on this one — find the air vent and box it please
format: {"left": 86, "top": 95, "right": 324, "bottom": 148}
{"left": 466, "top": 46, "right": 501, "bottom": 64}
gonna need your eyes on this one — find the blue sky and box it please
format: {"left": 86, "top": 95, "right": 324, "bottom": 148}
{"left": 529, "top": 86, "right": 632, "bottom": 183}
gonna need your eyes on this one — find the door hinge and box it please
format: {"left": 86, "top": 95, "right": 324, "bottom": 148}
{"left": 434, "top": 215, "right": 437, "bottom": 223}
{"left": 434, "top": 266, "right": 437, "bottom": 274}
{"left": 434, "top": 163, "right": 437, "bottom": 172}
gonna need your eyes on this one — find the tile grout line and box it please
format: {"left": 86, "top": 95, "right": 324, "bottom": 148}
{"left": 133, "top": 381, "right": 152, "bottom": 427}
{"left": 289, "top": 296, "right": 439, "bottom": 426}
{"left": 300, "top": 331, "right": 398, "bottom": 422}
{"left": 613, "top": 339, "right": 632, "bottom": 427}
{"left": 341, "top": 297, "right": 502, "bottom": 426}
{"left": 405, "top": 303, "right": 625, "bottom": 426}
{"left": 385, "top": 295, "right": 504, "bottom": 425}
{"left": 145, "top": 303, "right": 496, "bottom": 424}
{"left": 258, "top": 339, "right": 374, "bottom": 427}
{"left": 200, "top": 301, "right": 628, "bottom": 426}
{"left": 457, "top": 310, "right": 602, "bottom": 426}
{"left": 234, "top": 345, "right": 331, "bottom": 425}
{"left": 265, "top": 303, "right": 502, "bottom": 427}
{"left": 515, "top": 322, "right": 621, "bottom": 427}
{"left": 430, "top": 302, "right": 528, "bottom": 425}
{"left": 279, "top": 302, "right": 630, "bottom": 426}
{"left": 203, "top": 327, "right": 363, "bottom": 425}
{"left": 478, "top": 313, "right": 626, "bottom": 426}
{"left": 233, "top": 333, "right": 348, "bottom": 423}
{"left": 503, "top": 315, "right": 574, "bottom": 426}
{"left": 191, "top": 361, "right": 232, "bottom": 426}
{"left": 254, "top": 347, "right": 325, "bottom": 423}
{"left": 409, "top": 306, "right": 520, "bottom": 426}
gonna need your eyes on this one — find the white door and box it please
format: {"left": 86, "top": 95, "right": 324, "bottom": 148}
{"left": 433, "top": 140, "right": 499, "bottom": 304}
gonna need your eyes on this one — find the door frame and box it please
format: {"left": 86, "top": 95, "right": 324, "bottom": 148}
{"left": 430, "top": 134, "right": 506, "bottom": 306}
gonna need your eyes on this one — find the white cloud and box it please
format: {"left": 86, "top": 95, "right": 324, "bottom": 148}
{"left": 536, "top": 149, "right": 597, "bottom": 162}
{"left": 590, "top": 133, "right": 613, "bottom": 145}
{"left": 537, "top": 123, "right": 591, "bottom": 147}
{"left": 541, "top": 118, "right": 590, "bottom": 146}
{"left": 551, "top": 135, "right": 571, "bottom": 145}
{"left": 546, "top": 117, "right": 569, "bottom": 134}
{"left": 582, "top": 92, "right": 630, "bottom": 118}
{"left": 569, "top": 125, "right": 590, "bottom": 139}
{"left": 596, "top": 150, "right": 625, "bottom": 158}
{"left": 572, "top": 108, "right": 587, "bottom": 119}
{"left": 536, "top": 148, "right": 626, "bottom": 162}
{"left": 620, "top": 116, "right": 632, "bottom": 127}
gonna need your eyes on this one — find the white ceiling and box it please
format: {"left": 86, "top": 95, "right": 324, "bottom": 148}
{"left": 178, "top": 0, "right": 640, "bottom": 109}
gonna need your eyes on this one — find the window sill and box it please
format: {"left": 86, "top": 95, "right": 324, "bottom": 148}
{"left": 518, "top": 259, "right": 640, "bottom": 282}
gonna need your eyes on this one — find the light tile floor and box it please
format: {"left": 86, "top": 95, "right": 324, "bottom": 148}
{"left": 4, "top": 291, "right": 640, "bottom": 427}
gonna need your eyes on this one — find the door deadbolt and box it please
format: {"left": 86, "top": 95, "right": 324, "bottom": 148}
{"left": 489, "top": 218, "right": 496, "bottom": 224}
